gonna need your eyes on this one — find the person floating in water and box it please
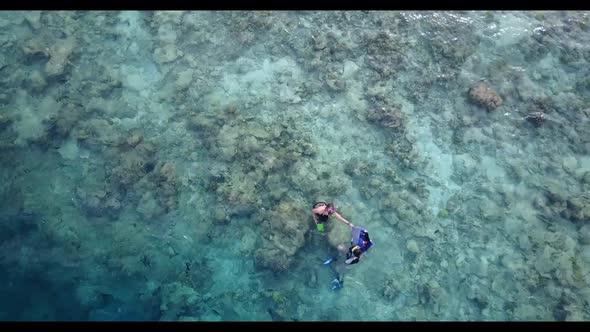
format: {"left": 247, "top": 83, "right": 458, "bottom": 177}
{"left": 311, "top": 201, "right": 354, "bottom": 232}
{"left": 344, "top": 228, "right": 373, "bottom": 265}
{"left": 324, "top": 227, "right": 374, "bottom": 290}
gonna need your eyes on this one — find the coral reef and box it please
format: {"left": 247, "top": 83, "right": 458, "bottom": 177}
{"left": 437, "top": 209, "right": 449, "bottom": 218}
{"left": 75, "top": 185, "right": 123, "bottom": 218}
{"left": 467, "top": 83, "right": 503, "bottom": 111}
{"left": 159, "top": 282, "right": 201, "bottom": 321}
{"left": 524, "top": 111, "right": 546, "bottom": 127}
{"left": 2, "top": 11, "right": 590, "bottom": 322}
{"left": 254, "top": 201, "right": 309, "bottom": 272}
{"left": 363, "top": 30, "right": 406, "bottom": 78}
{"left": 366, "top": 104, "right": 406, "bottom": 134}
{"left": 45, "top": 37, "right": 77, "bottom": 77}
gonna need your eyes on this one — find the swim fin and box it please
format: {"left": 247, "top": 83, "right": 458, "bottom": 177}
{"left": 330, "top": 278, "right": 342, "bottom": 290}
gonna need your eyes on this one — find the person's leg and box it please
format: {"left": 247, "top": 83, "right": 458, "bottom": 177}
{"left": 328, "top": 259, "right": 346, "bottom": 290}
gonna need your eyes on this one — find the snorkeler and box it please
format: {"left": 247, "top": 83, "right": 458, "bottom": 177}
{"left": 311, "top": 202, "right": 354, "bottom": 232}
{"left": 344, "top": 228, "right": 373, "bottom": 265}
{"left": 323, "top": 227, "right": 374, "bottom": 290}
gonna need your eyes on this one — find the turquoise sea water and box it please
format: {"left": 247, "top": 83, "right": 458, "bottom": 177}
{"left": 1, "top": 11, "right": 590, "bottom": 321}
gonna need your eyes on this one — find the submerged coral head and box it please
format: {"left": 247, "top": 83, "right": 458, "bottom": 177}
{"left": 524, "top": 111, "right": 545, "bottom": 127}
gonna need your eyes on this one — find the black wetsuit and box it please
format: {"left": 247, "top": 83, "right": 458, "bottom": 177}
{"left": 345, "top": 246, "right": 361, "bottom": 265}
{"left": 313, "top": 202, "right": 331, "bottom": 223}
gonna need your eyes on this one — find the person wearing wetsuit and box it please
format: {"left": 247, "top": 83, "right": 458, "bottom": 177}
{"left": 345, "top": 230, "right": 373, "bottom": 265}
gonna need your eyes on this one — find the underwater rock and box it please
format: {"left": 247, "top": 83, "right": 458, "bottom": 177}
{"left": 75, "top": 186, "right": 122, "bottom": 218}
{"left": 126, "top": 134, "right": 143, "bottom": 148}
{"left": 565, "top": 195, "right": 590, "bottom": 222}
{"left": 561, "top": 156, "right": 578, "bottom": 174}
{"left": 437, "top": 209, "right": 449, "bottom": 218}
{"left": 187, "top": 112, "right": 221, "bottom": 136}
{"left": 343, "top": 158, "right": 375, "bottom": 178}
{"left": 106, "top": 145, "right": 180, "bottom": 218}
{"left": 77, "top": 66, "right": 122, "bottom": 98}
{"left": 28, "top": 70, "right": 47, "bottom": 92}
{"left": 23, "top": 11, "right": 42, "bottom": 30}
{"left": 427, "top": 21, "right": 480, "bottom": 67}
{"left": 158, "top": 162, "right": 177, "bottom": 184}
{"left": 324, "top": 72, "right": 346, "bottom": 92}
{"left": 175, "top": 69, "right": 194, "bottom": 91}
{"left": 254, "top": 201, "right": 308, "bottom": 272}
{"left": 311, "top": 29, "right": 352, "bottom": 60}
{"left": 156, "top": 162, "right": 180, "bottom": 212}
{"left": 524, "top": 111, "right": 545, "bottom": 127}
{"left": 213, "top": 208, "right": 229, "bottom": 225}
{"left": 529, "top": 96, "right": 556, "bottom": 114}
{"left": 215, "top": 176, "right": 258, "bottom": 217}
{"left": 408, "top": 179, "right": 429, "bottom": 200}
{"left": 534, "top": 245, "right": 557, "bottom": 277}
{"left": 22, "top": 37, "right": 49, "bottom": 57}
{"left": 238, "top": 227, "right": 257, "bottom": 255}
{"left": 406, "top": 239, "right": 419, "bottom": 253}
{"left": 256, "top": 150, "right": 284, "bottom": 173}
{"left": 425, "top": 279, "right": 443, "bottom": 302}
{"left": 468, "top": 83, "right": 503, "bottom": 111}
{"left": 542, "top": 180, "right": 568, "bottom": 205}
{"left": 76, "top": 118, "right": 121, "bottom": 150}
{"left": 159, "top": 282, "right": 201, "bottom": 321}
{"left": 155, "top": 22, "right": 179, "bottom": 45}
{"left": 153, "top": 44, "right": 182, "bottom": 64}
{"left": 363, "top": 30, "right": 405, "bottom": 78}
{"left": 541, "top": 181, "right": 589, "bottom": 223}
{"left": 322, "top": 64, "right": 346, "bottom": 92}
{"left": 111, "top": 151, "right": 148, "bottom": 186}
{"left": 228, "top": 11, "right": 276, "bottom": 46}
{"left": 366, "top": 104, "right": 406, "bottom": 132}
{"left": 47, "top": 104, "right": 82, "bottom": 140}
{"left": 382, "top": 275, "right": 400, "bottom": 301}
{"left": 45, "top": 37, "right": 76, "bottom": 77}
{"left": 136, "top": 191, "right": 162, "bottom": 219}
{"left": 215, "top": 124, "right": 241, "bottom": 162}
{"left": 254, "top": 246, "right": 291, "bottom": 272}
{"left": 312, "top": 32, "right": 328, "bottom": 51}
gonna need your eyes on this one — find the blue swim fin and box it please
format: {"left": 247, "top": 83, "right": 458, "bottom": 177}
{"left": 330, "top": 278, "right": 342, "bottom": 290}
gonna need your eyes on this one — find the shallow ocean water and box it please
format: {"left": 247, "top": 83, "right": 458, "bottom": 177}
{"left": 0, "top": 11, "right": 589, "bottom": 321}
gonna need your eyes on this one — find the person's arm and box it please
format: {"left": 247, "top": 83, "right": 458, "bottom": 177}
{"left": 332, "top": 212, "right": 354, "bottom": 228}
